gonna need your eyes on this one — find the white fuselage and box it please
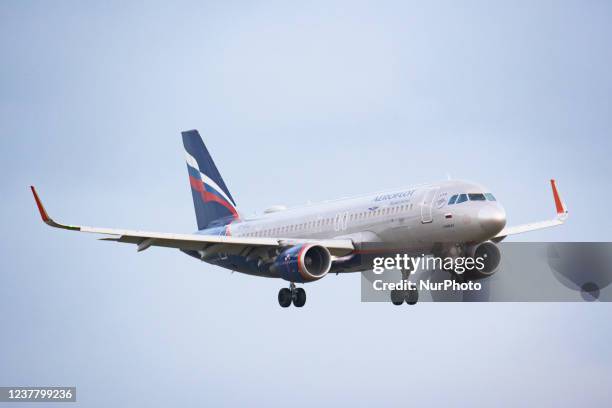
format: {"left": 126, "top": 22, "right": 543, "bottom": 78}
{"left": 204, "top": 180, "right": 506, "bottom": 275}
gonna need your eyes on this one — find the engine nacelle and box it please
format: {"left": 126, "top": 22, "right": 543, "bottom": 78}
{"left": 464, "top": 241, "right": 502, "bottom": 279}
{"left": 272, "top": 244, "right": 332, "bottom": 283}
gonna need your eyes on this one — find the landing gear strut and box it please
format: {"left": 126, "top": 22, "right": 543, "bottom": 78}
{"left": 278, "top": 282, "right": 306, "bottom": 308}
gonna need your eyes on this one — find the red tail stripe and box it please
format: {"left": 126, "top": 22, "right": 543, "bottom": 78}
{"left": 189, "top": 176, "right": 238, "bottom": 219}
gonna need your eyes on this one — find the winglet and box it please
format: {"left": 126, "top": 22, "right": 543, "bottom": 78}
{"left": 550, "top": 179, "right": 568, "bottom": 219}
{"left": 30, "top": 186, "right": 80, "bottom": 230}
{"left": 30, "top": 186, "right": 51, "bottom": 223}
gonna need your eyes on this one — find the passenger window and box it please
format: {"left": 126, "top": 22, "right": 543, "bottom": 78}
{"left": 456, "top": 194, "right": 468, "bottom": 204}
{"left": 485, "top": 193, "right": 496, "bottom": 201}
{"left": 468, "top": 193, "right": 486, "bottom": 201}
{"left": 448, "top": 194, "right": 458, "bottom": 205}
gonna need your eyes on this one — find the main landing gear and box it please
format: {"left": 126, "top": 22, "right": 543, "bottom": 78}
{"left": 390, "top": 270, "right": 419, "bottom": 306}
{"left": 390, "top": 288, "right": 419, "bottom": 305}
{"left": 278, "top": 282, "right": 306, "bottom": 308}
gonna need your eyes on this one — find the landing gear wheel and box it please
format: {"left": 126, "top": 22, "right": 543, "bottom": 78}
{"left": 390, "top": 289, "right": 405, "bottom": 306}
{"left": 406, "top": 289, "right": 419, "bottom": 305}
{"left": 278, "top": 288, "right": 292, "bottom": 307}
{"left": 293, "top": 288, "right": 306, "bottom": 307}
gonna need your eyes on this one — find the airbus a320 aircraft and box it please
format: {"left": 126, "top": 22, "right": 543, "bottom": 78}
{"left": 31, "top": 130, "right": 568, "bottom": 307}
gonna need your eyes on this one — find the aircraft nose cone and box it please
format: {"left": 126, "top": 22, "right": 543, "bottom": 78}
{"left": 478, "top": 206, "right": 506, "bottom": 236}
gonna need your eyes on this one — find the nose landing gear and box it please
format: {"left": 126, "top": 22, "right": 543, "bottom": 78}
{"left": 278, "top": 282, "right": 306, "bottom": 308}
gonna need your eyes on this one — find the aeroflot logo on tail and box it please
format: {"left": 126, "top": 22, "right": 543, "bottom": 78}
{"left": 374, "top": 190, "right": 415, "bottom": 202}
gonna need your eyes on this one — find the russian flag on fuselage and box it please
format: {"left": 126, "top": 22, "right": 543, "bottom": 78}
{"left": 182, "top": 130, "right": 238, "bottom": 230}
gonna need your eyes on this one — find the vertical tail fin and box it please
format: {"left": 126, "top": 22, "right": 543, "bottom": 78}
{"left": 182, "top": 130, "right": 238, "bottom": 230}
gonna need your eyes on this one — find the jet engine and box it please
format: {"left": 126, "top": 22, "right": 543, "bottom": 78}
{"left": 464, "top": 241, "right": 502, "bottom": 279}
{"left": 271, "top": 244, "right": 332, "bottom": 283}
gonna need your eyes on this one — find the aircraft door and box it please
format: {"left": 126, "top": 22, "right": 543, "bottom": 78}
{"left": 420, "top": 187, "right": 439, "bottom": 223}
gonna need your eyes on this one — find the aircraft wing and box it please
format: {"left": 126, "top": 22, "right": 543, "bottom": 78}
{"left": 30, "top": 187, "right": 354, "bottom": 258}
{"left": 493, "top": 179, "right": 568, "bottom": 240}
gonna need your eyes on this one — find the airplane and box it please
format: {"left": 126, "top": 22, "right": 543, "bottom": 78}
{"left": 31, "top": 129, "right": 568, "bottom": 307}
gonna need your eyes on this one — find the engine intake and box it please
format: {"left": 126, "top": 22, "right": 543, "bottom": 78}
{"left": 272, "top": 244, "right": 332, "bottom": 283}
{"left": 465, "top": 241, "right": 501, "bottom": 279}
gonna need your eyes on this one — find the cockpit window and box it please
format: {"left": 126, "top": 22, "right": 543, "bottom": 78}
{"left": 468, "top": 193, "right": 486, "bottom": 201}
{"left": 485, "top": 193, "right": 496, "bottom": 201}
{"left": 456, "top": 194, "right": 468, "bottom": 204}
{"left": 448, "top": 194, "right": 458, "bottom": 205}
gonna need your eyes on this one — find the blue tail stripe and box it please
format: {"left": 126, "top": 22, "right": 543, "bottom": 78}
{"left": 187, "top": 164, "right": 201, "bottom": 180}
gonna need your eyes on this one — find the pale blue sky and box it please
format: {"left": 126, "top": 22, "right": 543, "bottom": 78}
{"left": 1, "top": 1, "right": 611, "bottom": 406}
